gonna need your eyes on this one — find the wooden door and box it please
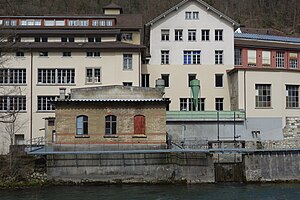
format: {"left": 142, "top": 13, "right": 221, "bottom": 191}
{"left": 134, "top": 115, "right": 145, "bottom": 134}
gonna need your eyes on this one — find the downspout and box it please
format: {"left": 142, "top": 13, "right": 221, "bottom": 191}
{"left": 30, "top": 50, "right": 33, "bottom": 146}
{"left": 138, "top": 50, "right": 141, "bottom": 86}
{"left": 243, "top": 70, "right": 247, "bottom": 120}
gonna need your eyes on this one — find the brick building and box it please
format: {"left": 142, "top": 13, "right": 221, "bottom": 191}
{"left": 45, "top": 86, "right": 169, "bottom": 150}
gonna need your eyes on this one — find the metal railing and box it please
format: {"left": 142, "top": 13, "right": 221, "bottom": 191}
{"left": 166, "top": 111, "right": 245, "bottom": 121}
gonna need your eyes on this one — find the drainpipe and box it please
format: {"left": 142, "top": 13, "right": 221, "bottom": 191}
{"left": 30, "top": 49, "right": 33, "bottom": 146}
{"left": 138, "top": 51, "right": 141, "bottom": 86}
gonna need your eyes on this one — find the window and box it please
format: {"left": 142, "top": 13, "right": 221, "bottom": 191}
{"left": 61, "top": 37, "right": 74, "bottom": 42}
{"left": 92, "top": 20, "right": 113, "bottom": 27}
{"left": 76, "top": 115, "right": 88, "bottom": 135}
{"left": 105, "top": 115, "right": 117, "bottom": 135}
{"left": 188, "top": 29, "right": 196, "bottom": 41}
{"left": 180, "top": 98, "right": 188, "bottom": 111}
{"left": 161, "top": 74, "right": 169, "bottom": 87}
{"left": 215, "top": 29, "right": 223, "bottom": 41}
{"left": 185, "top": 11, "right": 199, "bottom": 19}
{"left": 215, "top": 98, "right": 224, "bottom": 111}
{"left": 234, "top": 48, "right": 242, "bottom": 66}
{"left": 184, "top": 51, "right": 201, "bottom": 64}
{"left": 39, "top": 51, "right": 48, "bottom": 57}
{"left": 0, "top": 69, "right": 26, "bottom": 84}
{"left": 215, "top": 50, "right": 223, "bottom": 64}
{"left": 180, "top": 98, "right": 205, "bottom": 111}
{"left": 164, "top": 98, "right": 170, "bottom": 111}
{"left": 37, "top": 96, "right": 56, "bottom": 111}
{"left": 175, "top": 29, "right": 183, "bottom": 41}
{"left": 86, "top": 52, "right": 100, "bottom": 57}
{"left": 276, "top": 52, "right": 285, "bottom": 68}
{"left": 20, "top": 19, "right": 41, "bottom": 26}
{"left": 44, "top": 20, "right": 65, "bottom": 26}
{"left": 35, "top": 37, "right": 47, "bottom": 42}
{"left": 201, "top": 30, "right": 209, "bottom": 41}
{"left": 189, "top": 98, "right": 205, "bottom": 111}
{"left": 215, "top": 74, "right": 223, "bottom": 87}
{"left": 188, "top": 74, "right": 196, "bottom": 87}
{"left": 88, "top": 37, "right": 101, "bottom": 42}
{"left": 86, "top": 68, "right": 101, "bottom": 84}
{"left": 63, "top": 52, "right": 71, "bottom": 57}
{"left": 68, "top": 20, "right": 88, "bottom": 27}
{"left": 141, "top": 74, "right": 150, "bottom": 87}
{"left": 37, "top": 69, "right": 75, "bottom": 84}
{"left": 286, "top": 85, "right": 299, "bottom": 108}
{"left": 134, "top": 115, "right": 145, "bottom": 135}
{"left": 255, "top": 84, "right": 271, "bottom": 108}
{"left": 262, "top": 51, "right": 271, "bottom": 66}
{"left": 161, "top": 29, "right": 169, "bottom": 41}
{"left": 16, "top": 51, "right": 24, "bottom": 57}
{"left": 123, "top": 82, "right": 132, "bottom": 86}
{"left": 248, "top": 50, "right": 256, "bottom": 66}
{"left": 289, "top": 53, "right": 298, "bottom": 69}
{"left": 123, "top": 54, "right": 133, "bottom": 70}
{"left": 0, "top": 96, "right": 26, "bottom": 111}
{"left": 121, "top": 33, "right": 132, "bottom": 41}
{"left": 161, "top": 50, "right": 169, "bottom": 64}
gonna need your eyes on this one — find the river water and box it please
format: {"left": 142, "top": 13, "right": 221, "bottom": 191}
{"left": 1, "top": 183, "right": 300, "bottom": 200}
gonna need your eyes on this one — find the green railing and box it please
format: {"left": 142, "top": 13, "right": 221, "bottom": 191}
{"left": 166, "top": 111, "right": 245, "bottom": 121}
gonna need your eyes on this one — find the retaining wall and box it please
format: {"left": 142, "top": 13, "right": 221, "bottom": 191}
{"left": 47, "top": 152, "right": 215, "bottom": 183}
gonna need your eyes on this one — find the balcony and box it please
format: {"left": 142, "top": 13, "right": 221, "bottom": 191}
{"left": 166, "top": 111, "right": 245, "bottom": 122}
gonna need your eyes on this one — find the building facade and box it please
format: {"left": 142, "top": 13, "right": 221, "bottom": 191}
{"left": 45, "top": 86, "right": 168, "bottom": 150}
{"left": 0, "top": 0, "right": 300, "bottom": 153}
{"left": 229, "top": 33, "right": 300, "bottom": 141}
{"left": 0, "top": 3, "right": 144, "bottom": 153}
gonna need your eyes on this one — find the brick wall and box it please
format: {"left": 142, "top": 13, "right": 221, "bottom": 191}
{"left": 54, "top": 101, "right": 167, "bottom": 146}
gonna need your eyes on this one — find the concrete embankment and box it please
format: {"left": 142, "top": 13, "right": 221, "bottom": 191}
{"left": 47, "top": 150, "right": 300, "bottom": 183}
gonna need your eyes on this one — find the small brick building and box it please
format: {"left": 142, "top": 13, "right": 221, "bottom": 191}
{"left": 45, "top": 86, "right": 169, "bottom": 150}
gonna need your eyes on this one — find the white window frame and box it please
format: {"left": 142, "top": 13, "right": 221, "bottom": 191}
{"left": 0, "top": 96, "right": 26, "bottom": 112}
{"left": 123, "top": 54, "right": 133, "bottom": 70}
{"left": 215, "top": 50, "right": 223, "bottom": 64}
{"left": 161, "top": 50, "right": 169, "bottom": 65}
{"left": 37, "top": 69, "right": 75, "bottom": 85}
{"left": 0, "top": 68, "right": 26, "bottom": 85}
{"left": 86, "top": 67, "right": 101, "bottom": 84}
{"left": 215, "top": 29, "right": 223, "bottom": 41}
{"left": 276, "top": 52, "right": 285, "bottom": 68}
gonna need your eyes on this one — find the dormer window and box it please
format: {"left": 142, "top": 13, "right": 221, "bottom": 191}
{"left": 121, "top": 33, "right": 132, "bottom": 41}
{"left": 88, "top": 37, "right": 101, "bottom": 43}
{"left": 61, "top": 37, "right": 74, "bottom": 42}
{"left": 68, "top": 20, "right": 88, "bottom": 27}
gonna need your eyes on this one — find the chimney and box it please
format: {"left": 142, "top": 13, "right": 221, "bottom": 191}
{"left": 59, "top": 88, "right": 66, "bottom": 100}
{"left": 155, "top": 78, "right": 165, "bottom": 94}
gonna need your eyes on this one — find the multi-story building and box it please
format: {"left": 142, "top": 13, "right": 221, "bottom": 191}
{"left": 0, "top": 3, "right": 144, "bottom": 153}
{"left": 229, "top": 32, "right": 300, "bottom": 141}
{"left": 0, "top": 0, "right": 299, "bottom": 153}
{"left": 143, "top": 0, "right": 238, "bottom": 112}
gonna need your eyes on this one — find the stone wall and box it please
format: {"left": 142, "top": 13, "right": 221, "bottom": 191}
{"left": 47, "top": 152, "right": 215, "bottom": 183}
{"left": 244, "top": 151, "right": 300, "bottom": 182}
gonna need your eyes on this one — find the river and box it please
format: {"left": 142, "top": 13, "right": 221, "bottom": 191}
{"left": 1, "top": 183, "right": 300, "bottom": 200}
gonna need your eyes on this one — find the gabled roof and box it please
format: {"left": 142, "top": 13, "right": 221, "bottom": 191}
{"left": 145, "top": 0, "right": 239, "bottom": 27}
{"left": 103, "top": 2, "right": 122, "bottom": 9}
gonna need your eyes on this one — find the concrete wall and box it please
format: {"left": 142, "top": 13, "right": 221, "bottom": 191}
{"left": 244, "top": 151, "right": 300, "bottom": 182}
{"left": 47, "top": 152, "right": 215, "bottom": 183}
{"left": 167, "top": 121, "right": 245, "bottom": 141}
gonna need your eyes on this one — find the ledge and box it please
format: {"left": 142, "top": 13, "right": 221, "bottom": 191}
{"left": 75, "top": 135, "right": 90, "bottom": 138}
{"left": 132, "top": 135, "right": 147, "bottom": 138}
{"left": 103, "top": 135, "right": 119, "bottom": 138}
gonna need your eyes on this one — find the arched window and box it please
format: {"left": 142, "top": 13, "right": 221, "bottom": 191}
{"left": 134, "top": 115, "right": 145, "bottom": 135}
{"left": 105, "top": 115, "right": 117, "bottom": 135}
{"left": 76, "top": 115, "right": 88, "bottom": 135}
